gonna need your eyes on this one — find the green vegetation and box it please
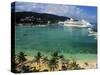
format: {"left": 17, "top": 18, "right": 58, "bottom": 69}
{"left": 12, "top": 51, "right": 86, "bottom": 73}
{"left": 12, "top": 12, "right": 70, "bottom": 25}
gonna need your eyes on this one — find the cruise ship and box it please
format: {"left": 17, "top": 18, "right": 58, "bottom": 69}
{"left": 64, "top": 18, "right": 91, "bottom": 27}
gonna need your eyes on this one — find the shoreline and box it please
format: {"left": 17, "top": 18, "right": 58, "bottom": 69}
{"left": 25, "top": 55, "right": 97, "bottom": 70}
{"left": 14, "top": 52, "right": 97, "bottom": 73}
{"left": 16, "top": 51, "right": 97, "bottom": 61}
{"left": 77, "top": 60, "right": 97, "bottom": 69}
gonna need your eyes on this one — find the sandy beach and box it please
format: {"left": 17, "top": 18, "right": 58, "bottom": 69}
{"left": 24, "top": 56, "right": 97, "bottom": 71}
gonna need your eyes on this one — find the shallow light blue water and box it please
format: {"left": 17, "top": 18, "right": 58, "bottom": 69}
{"left": 15, "top": 25, "right": 97, "bottom": 57}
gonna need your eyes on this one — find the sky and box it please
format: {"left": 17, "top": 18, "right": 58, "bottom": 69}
{"left": 12, "top": 2, "right": 97, "bottom": 23}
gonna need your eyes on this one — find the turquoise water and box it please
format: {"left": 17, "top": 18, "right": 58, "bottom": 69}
{"left": 15, "top": 25, "right": 97, "bottom": 60}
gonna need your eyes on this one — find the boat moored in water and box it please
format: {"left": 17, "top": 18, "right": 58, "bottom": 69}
{"left": 64, "top": 18, "right": 92, "bottom": 28}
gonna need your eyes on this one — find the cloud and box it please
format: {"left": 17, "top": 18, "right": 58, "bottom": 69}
{"left": 14, "top": 2, "right": 97, "bottom": 23}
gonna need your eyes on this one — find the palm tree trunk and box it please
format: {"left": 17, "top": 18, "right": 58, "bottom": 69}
{"left": 39, "top": 63, "right": 41, "bottom": 71}
{"left": 53, "top": 67, "right": 55, "bottom": 71}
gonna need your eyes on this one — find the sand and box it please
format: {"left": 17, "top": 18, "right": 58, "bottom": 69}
{"left": 25, "top": 56, "right": 97, "bottom": 71}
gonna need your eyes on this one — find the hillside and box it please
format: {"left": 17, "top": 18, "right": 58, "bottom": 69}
{"left": 11, "top": 12, "right": 70, "bottom": 25}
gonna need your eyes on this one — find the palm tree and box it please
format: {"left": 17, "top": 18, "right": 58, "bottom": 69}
{"left": 48, "top": 51, "right": 60, "bottom": 71}
{"left": 34, "top": 52, "right": 43, "bottom": 71}
{"left": 18, "top": 52, "right": 27, "bottom": 63}
{"left": 52, "top": 51, "right": 59, "bottom": 59}
{"left": 16, "top": 52, "right": 28, "bottom": 73}
{"left": 59, "top": 55, "right": 65, "bottom": 63}
{"left": 42, "top": 56, "right": 49, "bottom": 67}
{"left": 49, "top": 57, "right": 59, "bottom": 71}
{"left": 69, "top": 60, "right": 81, "bottom": 70}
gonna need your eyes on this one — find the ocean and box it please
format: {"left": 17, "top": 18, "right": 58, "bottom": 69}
{"left": 15, "top": 24, "right": 97, "bottom": 61}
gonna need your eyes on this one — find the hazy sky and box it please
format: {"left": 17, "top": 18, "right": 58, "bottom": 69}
{"left": 12, "top": 2, "right": 97, "bottom": 23}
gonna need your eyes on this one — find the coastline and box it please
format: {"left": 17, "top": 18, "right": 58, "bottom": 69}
{"left": 14, "top": 52, "right": 97, "bottom": 73}
{"left": 24, "top": 56, "right": 97, "bottom": 71}
{"left": 77, "top": 60, "right": 97, "bottom": 69}
{"left": 15, "top": 25, "right": 97, "bottom": 72}
{"left": 25, "top": 54, "right": 97, "bottom": 70}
